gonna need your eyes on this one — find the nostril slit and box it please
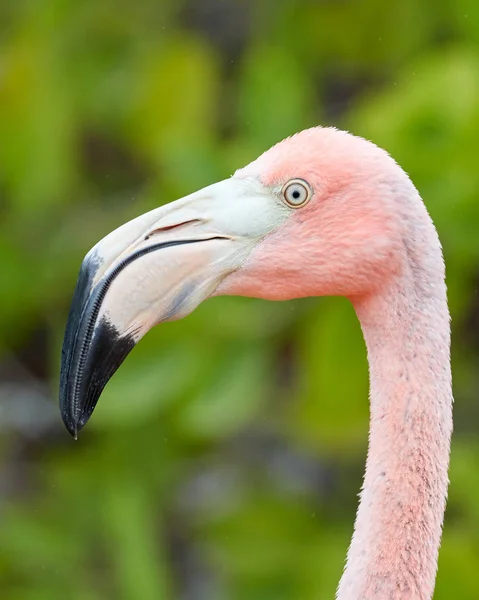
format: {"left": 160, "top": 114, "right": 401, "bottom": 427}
{"left": 144, "top": 219, "right": 202, "bottom": 241}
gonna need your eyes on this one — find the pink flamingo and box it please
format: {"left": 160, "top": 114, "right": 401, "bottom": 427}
{"left": 60, "top": 127, "right": 453, "bottom": 599}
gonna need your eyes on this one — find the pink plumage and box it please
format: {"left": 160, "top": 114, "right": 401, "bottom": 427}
{"left": 219, "top": 127, "right": 452, "bottom": 599}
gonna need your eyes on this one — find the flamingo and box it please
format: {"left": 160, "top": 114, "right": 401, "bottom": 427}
{"left": 59, "top": 127, "right": 452, "bottom": 599}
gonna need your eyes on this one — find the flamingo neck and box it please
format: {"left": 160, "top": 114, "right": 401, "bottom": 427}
{"left": 337, "top": 264, "right": 452, "bottom": 600}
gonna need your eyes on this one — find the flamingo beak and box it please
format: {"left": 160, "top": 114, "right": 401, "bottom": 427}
{"left": 59, "top": 177, "right": 288, "bottom": 437}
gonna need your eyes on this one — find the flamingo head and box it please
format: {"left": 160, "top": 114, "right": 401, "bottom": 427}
{"left": 60, "top": 127, "right": 409, "bottom": 437}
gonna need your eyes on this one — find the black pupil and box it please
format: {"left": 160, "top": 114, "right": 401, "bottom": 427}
{"left": 292, "top": 189, "right": 301, "bottom": 199}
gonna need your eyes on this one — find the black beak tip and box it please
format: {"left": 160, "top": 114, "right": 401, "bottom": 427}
{"left": 59, "top": 320, "right": 137, "bottom": 440}
{"left": 60, "top": 389, "right": 91, "bottom": 440}
{"left": 62, "top": 408, "right": 94, "bottom": 440}
{"left": 59, "top": 250, "right": 138, "bottom": 440}
{"left": 61, "top": 408, "right": 80, "bottom": 440}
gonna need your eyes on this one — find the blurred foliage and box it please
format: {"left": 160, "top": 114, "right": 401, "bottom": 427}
{"left": 0, "top": 0, "right": 478, "bottom": 598}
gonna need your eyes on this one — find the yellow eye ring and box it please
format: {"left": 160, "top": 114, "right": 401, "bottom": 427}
{"left": 282, "top": 179, "right": 312, "bottom": 208}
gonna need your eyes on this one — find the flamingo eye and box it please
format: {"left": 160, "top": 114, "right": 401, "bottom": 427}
{"left": 282, "top": 179, "right": 312, "bottom": 208}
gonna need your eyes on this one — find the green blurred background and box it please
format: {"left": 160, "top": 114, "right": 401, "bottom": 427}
{"left": 1, "top": 1, "right": 479, "bottom": 598}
